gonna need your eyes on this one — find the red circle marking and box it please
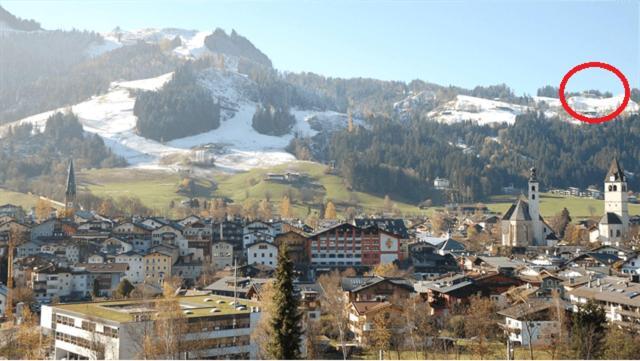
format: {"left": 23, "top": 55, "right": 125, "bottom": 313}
{"left": 558, "top": 61, "right": 631, "bottom": 124}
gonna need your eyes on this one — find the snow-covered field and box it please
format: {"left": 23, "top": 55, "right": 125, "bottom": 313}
{"left": 429, "top": 95, "right": 529, "bottom": 125}
{"left": 429, "top": 93, "right": 639, "bottom": 125}
{"left": 0, "top": 68, "right": 353, "bottom": 172}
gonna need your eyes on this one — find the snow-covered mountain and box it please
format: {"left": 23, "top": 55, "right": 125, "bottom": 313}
{"left": 87, "top": 28, "right": 215, "bottom": 59}
{"left": 0, "top": 66, "right": 359, "bottom": 172}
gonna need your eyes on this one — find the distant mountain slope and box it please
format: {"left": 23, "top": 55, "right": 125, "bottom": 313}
{"left": 0, "top": 65, "right": 360, "bottom": 172}
{"left": 0, "top": 5, "right": 41, "bottom": 31}
{"left": 204, "top": 28, "right": 272, "bottom": 68}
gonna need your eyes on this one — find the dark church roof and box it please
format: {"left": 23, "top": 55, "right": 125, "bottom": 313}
{"left": 503, "top": 199, "right": 532, "bottom": 221}
{"left": 600, "top": 212, "right": 622, "bottom": 225}
{"left": 65, "top": 159, "right": 76, "bottom": 197}
{"left": 605, "top": 158, "right": 625, "bottom": 182}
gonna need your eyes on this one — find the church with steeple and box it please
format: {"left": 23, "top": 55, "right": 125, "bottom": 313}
{"left": 64, "top": 159, "right": 76, "bottom": 217}
{"left": 501, "top": 167, "right": 556, "bottom": 247}
{"left": 590, "top": 158, "right": 629, "bottom": 245}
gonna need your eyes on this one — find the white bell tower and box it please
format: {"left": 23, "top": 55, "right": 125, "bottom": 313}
{"left": 528, "top": 167, "right": 543, "bottom": 245}
{"left": 604, "top": 159, "right": 629, "bottom": 233}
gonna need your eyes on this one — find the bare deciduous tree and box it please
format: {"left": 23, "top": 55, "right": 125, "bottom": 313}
{"left": 318, "top": 270, "right": 350, "bottom": 360}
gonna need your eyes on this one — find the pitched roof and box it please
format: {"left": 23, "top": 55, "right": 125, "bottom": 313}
{"left": 498, "top": 298, "right": 568, "bottom": 319}
{"left": 605, "top": 158, "right": 625, "bottom": 182}
{"left": 510, "top": 199, "right": 531, "bottom": 221}
{"left": 437, "top": 238, "right": 466, "bottom": 252}
{"left": 351, "top": 301, "right": 393, "bottom": 315}
{"left": 600, "top": 212, "right": 622, "bottom": 225}
{"left": 340, "top": 276, "right": 414, "bottom": 293}
{"left": 353, "top": 218, "right": 409, "bottom": 238}
{"left": 65, "top": 159, "right": 76, "bottom": 197}
{"left": 502, "top": 198, "right": 532, "bottom": 221}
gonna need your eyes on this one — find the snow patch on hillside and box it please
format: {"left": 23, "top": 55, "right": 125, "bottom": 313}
{"left": 87, "top": 28, "right": 215, "bottom": 59}
{"left": 429, "top": 95, "right": 528, "bottom": 125}
{"left": 533, "top": 94, "right": 639, "bottom": 119}
{"left": 429, "top": 94, "right": 639, "bottom": 125}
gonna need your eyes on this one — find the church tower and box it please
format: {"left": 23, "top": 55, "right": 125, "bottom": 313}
{"left": 528, "top": 167, "right": 543, "bottom": 245}
{"left": 604, "top": 158, "right": 629, "bottom": 232}
{"left": 65, "top": 159, "right": 77, "bottom": 216}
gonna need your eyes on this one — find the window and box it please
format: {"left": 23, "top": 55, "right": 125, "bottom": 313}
{"left": 531, "top": 185, "right": 535, "bottom": 191}
{"left": 614, "top": 185, "right": 618, "bottom": 191}
{"left": 532, "top": 194, "right": 535, "bottom": 200}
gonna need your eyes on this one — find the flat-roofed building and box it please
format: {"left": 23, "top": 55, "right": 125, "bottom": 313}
{"left": 40, "top": 295, "right": 262, "bottom": 359}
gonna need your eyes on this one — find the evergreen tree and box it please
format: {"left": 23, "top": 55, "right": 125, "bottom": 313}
{"left": 115, "top": 279, "right": 135, "bottom": 299}
{"left": 266, "top": 243, "right": 302, "bottom": 360}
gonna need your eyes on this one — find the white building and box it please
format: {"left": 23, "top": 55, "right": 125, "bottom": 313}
{"left": 499, "top": 299, "right": 568, "bottom": 347}
{"left": 433, "top": 177, "right": 450, "bottom": 190}
{"left": 247, "top": 241, "right": 278, "bottom": 268}
{"left": 40, "top": 295, "right": 262, "bottom": 359}
{"left": 242, "top": 231, "right": 275, "bottom": 250}
{"left": 567, "top": 276, "right": 640, "bottom": 328}
{"left": 114, "top": 252, "right": 145, "bottom": 284}
{"left": 501, "top": 168, "right": 555, "bottom": 247}
{"left": 40, "top": 242, "right": 80, "bottom": 264}
{"left": 621, "top": 254, "right": 640, "bottom": 275}
{"left": 592, "top": 159, "right": 630, "bottom": 245}
{"left": 211, "top": 241, "right": 234, "bottom": 269}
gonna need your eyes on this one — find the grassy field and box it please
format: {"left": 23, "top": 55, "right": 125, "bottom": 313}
{"left": 0, "top": 188, "right": 42, "bottom": 210}
{"left": 212, "top": 161, "right": 429, "bottom": 218}
{"left": 74, "top": 163, "right": 429, "bottom": 217}
{"left": 485, "top": 193, "right": 640, "bottom": 219}
{"left": 7, "top": 162, "right": 637, "bottom": 220}
{"left": 77, "top": 168, "right": 216, "bottom": 211}
{"left": 357, "top": 341, "right": 552, "bottom": 360}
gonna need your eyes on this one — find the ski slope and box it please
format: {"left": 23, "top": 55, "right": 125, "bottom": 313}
{"left": 1, "top": 68, "right": 354, "bottom": 172}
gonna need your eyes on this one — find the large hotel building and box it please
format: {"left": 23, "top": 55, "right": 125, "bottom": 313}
{"left": 40, "top": 295, "right": 261, "bottom": 360}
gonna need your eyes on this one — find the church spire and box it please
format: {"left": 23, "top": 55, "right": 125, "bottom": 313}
{"left": 605, "top": 158, "right": 625, "bottom": 182}
{"left": 65, "top": 159, "right": 76, "bottom": 198}
{"left": 64, "top": 159, "right": 76, "bottom": 216}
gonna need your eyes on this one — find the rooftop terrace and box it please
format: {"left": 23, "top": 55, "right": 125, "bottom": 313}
{"left": 53, "top": 294, "right": 260, "bottom": 323}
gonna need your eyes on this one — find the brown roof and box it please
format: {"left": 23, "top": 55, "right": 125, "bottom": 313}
{"left": 76, "top": 263, "right": 129, "bottom": 273}
{"left": 498, "top": 298, "right": 568, "bottom": 319}
{"left": 351, "top": 301, "right": 393, "bottom": 315}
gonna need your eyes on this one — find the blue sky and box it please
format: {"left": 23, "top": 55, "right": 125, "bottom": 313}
{"left": 3, "top": 0, "right": 638, "bottom": 95}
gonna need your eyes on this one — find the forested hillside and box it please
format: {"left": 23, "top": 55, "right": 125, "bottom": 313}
{"left": 0, "top": 112, "right": 125, "bottom": 198}
{"left": 0, "top": 5, "right": 41, "bottom": 31}
{"left": 134, "top": 63, "right": 221, "bottom": 141}
{"left": 325, "top": 112, "right": 640, "bottom": 204}
{"left": 0, "top": 32, "right": 181, "bottom": 124}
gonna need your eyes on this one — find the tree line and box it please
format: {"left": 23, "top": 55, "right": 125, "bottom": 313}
{"left": 134, "top": 63, "right": 221, "bottom": 142}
